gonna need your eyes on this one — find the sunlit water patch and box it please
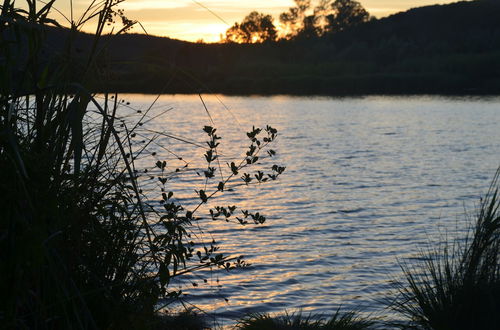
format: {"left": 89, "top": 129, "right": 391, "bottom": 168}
{"left": 100, "top": 94, "right": 500, "bottom": 326}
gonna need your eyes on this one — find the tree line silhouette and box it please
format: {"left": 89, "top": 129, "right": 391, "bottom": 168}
{"left": 224, "top": 0, "right": 370, "bottom": 43}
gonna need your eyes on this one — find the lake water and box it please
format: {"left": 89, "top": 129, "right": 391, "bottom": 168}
{"left": 115, "top": 94, "right": 500, "bottom": 326}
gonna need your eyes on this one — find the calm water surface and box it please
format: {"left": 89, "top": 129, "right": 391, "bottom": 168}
{"left": 116, "top": 95, "right": 500, "bottom": 325}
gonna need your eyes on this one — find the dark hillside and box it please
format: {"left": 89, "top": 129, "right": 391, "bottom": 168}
{"left": 334, "top": 0, "right": 500, "bottom": 58}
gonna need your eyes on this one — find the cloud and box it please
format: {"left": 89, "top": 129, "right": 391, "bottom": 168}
{"left": 120, "top": 1, "right": 189, "bottom": 10}
{"left": 120, "top": 0, "right": 291, "bottom": 12}
{"left": 188, "top": 0, "right": 291, "bottom": 10}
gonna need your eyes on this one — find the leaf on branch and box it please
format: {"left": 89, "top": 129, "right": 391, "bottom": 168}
{"left": 203, "top": 125, "right": 215, "bottom": 135}
{"left": 197, "top": 190, "right": 208, "bottom": 203}
{"left": 159, "top": 263, "right": 170, "bottom": 287}
{"left": 229, "top": 162, "right": 239, "bottom": 175}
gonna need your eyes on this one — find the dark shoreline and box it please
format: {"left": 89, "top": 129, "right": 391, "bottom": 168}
{"left": 92, "top": 91, "right": 500, "bottom": 97}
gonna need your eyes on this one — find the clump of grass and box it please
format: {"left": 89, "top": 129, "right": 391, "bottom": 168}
{"left": 153, "top": 309, "right": 207, "bottom": 330}
{"left": 236, "top": 310, "right": 374, "bottom": 330}
{"left": 389, "top": 169, "right": 500, "bottom": 329}
{"left": 1, "top": 0, "right": 149, "bottom": 328}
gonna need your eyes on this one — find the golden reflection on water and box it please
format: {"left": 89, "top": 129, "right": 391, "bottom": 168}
{"left": 104, "top": 94, "right": 500, "bottom": 325}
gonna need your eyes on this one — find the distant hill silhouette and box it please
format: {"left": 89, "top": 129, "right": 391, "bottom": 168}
{"left": 47, "top": 0, "right": 500, "bottom": 95}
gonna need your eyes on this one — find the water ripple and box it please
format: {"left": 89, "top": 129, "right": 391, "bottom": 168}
{"left": 122, "top": 94, "right": 500, "bottom": 326}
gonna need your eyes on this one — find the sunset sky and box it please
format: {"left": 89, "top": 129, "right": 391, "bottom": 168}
{"left": 68, "top": 0, "right": 462, "bottom": 42}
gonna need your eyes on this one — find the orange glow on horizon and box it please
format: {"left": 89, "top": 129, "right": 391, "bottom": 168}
{"left": 60, "top": 0, "right": 464, "bottom": 42}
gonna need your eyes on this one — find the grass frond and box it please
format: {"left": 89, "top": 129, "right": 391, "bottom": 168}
{"left": 236, "top": 310, "right": 374, "bottom": 330}
{"left": 389, "top": 168, "right": 500, "bottom": 330}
